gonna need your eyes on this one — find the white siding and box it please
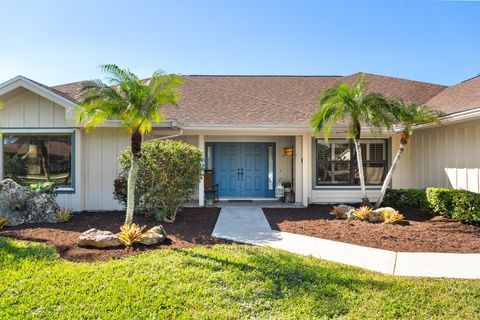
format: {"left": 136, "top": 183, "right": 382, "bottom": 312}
{"left": 82, "top": 128, "right": 129, "bottom": 211}
{"left": 0, "top": 91, "right": 67, "bottom": 128}
{"left": 399, "top": 119, "right": 480, "bottom": 192}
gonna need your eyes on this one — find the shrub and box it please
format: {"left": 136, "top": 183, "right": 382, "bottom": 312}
{"left": 450, "top": 190, "right": 480, "bottom": 224}
{"left": 116, "top": 223, "right": 147, "bottom": 247}
{"left": 114, "top": 139, "right": 203, "bottom": 221}
{"left": 353, "top": 206, "right": 372, "bottom": 220}
{"left": 29, "top": 182, "right": 56, "bottom": 196}
{"left": 426, "top": 188, "right": 454, "bottom": 216}
{"left": 381, "top": 209, "right": 405, "bottom": 224}
{"left": 382, "top": 188, "right": 427, "bottom": 208}
{"left": 55, "top": 208, "right": 73, "bottom": 223}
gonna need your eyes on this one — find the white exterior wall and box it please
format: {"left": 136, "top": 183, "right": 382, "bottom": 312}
{"left": 394, "top": 119, "right": 480, "bottom": 192}
{"left": 0, "top": 90, "right": 67, "bottom": 128}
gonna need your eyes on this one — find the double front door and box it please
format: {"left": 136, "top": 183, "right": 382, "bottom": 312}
{"left": 213, "top": 142, "right": 274, "bottom": 198}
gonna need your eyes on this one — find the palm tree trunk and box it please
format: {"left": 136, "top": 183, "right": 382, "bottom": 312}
{"left": 354, "top": 140, "right": 369, "bottom": 204}
{"left": 375, "top": 142, "right": 405, "bottom": 208}
{"left": 125, "top": 130, "right": 142, "bottom": 225}
{"left": 375, "top": 132, "right": 410, "bottom": 208}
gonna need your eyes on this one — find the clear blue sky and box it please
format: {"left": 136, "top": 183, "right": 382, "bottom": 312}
{"left": 0, "top": 0, "right": 478, "bottom": 86}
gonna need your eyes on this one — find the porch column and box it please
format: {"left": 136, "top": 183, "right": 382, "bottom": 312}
{"left": 294, "top": 135, "right": 303, "bottom": 203}
{"left": 198, "top": 134, "right": 205, "bottom": 206}
{"left": 302, "top": 133, "right": 310, "bottom": 207}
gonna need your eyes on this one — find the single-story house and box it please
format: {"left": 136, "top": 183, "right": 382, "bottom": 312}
{"left": 0, "top": 72, "right": 479, "bottom": 211}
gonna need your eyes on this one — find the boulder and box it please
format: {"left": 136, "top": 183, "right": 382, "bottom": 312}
{"left": 369, "top": 207, "right": 395, "bottom": 222}
{"left": 0, "top": 179, "right": 59, "bottom": 226}
{"left": 138, "top": 225, "right": 167, "bottom": 246}
{"left": 77, "top": 228, "right": 122, "bottom": 248}
{"left": 330, "top": 205, "right": 355, "bottom": 220}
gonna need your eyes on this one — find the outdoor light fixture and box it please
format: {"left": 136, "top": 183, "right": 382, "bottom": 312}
{"left": 283, "top": 147, "right": 293, "bottom": 157}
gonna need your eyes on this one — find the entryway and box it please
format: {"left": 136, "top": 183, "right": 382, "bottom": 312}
{"left": 210, "top": 142, "right": 275, "bottom": 198}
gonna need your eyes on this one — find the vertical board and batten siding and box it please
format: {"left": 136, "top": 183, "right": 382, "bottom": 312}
{"left": 0, "top": 90, "right": 67, "bottom": 127}
{"left": 403, "top": 119, "right": 480, "bottom": 192}
{"left": 82, "top": 128, "right": 130, "bottom": 211}
{"left": 0, "top": 90, "right": 82, "bottom": 209}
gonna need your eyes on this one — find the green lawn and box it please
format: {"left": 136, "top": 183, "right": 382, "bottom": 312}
{"left": 1, "top": 237, "right": 480, "bottom": 319}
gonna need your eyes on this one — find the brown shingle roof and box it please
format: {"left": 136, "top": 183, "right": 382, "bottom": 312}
{"left": 51, "top": 73, "right": 448, "bottom": 127}
{"left": 425, "top": 75, "right": 480, "bottom": 114}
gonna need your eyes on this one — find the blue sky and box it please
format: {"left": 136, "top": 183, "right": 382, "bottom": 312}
{"left": 0, "top": 0, "right": 478, "bottom": 86}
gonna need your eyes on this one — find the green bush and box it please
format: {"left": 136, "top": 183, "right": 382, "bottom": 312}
{"left": 382, "top": 188, "right": 427, "bottom": 208}
{"left": 114, "top": 139, "right": 203, "bottom": 221}
{"left": 450, "top": 190, "right": 480, "bottom": 224}
{"left": 425, "top": 188, "right": 455, "bottom": 216}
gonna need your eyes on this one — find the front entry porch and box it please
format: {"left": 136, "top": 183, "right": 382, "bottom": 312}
{"left": 195, "top": 134, "right": 310, "bottom": 207}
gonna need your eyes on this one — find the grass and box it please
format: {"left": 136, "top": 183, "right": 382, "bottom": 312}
{"left": 1, "top": 237, "right": 480, "bottom": 319}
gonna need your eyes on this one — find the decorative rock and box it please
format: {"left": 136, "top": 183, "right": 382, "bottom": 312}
{"left": 330, "top": 205, "right": 355, "bottom": 220}
{"left": 77, "top": 228, "right": 122, "bottom": 248}
{"left": 138, "top": 225, "right": 167, "bottom": 246}
{"left": 369, "top": 207, "right": 395, "bottom": 222}
{"left": 0, "top": 179, "right": 59, "bottom": 226}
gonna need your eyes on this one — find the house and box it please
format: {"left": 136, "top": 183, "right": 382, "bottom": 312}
{"left": 0, "top": 72, "right": 479, "bottom": 211}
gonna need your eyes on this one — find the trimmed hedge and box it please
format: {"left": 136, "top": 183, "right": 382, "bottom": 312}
{"left": 382, "top": 188, "right": 427, "bottom": 208}
{"left": 384, "top": 187, "right": 480, "bottom": 224}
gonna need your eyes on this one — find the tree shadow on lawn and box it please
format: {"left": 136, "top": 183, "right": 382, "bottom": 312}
{"left": 0, "top": 236, "right": 59, "bottom": 265}
{"left": 173, "top": 245, "right": 395, "bottom": 317}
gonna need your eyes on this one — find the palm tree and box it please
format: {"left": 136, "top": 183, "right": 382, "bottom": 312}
{"left": 311, "top": 75, "right": 395, "bottom": 204}
{"left": 76, "top": 64, "right": 183, "bottom": 224}
{"left": 374, "top": 102, "right": 444, "bottom": 208}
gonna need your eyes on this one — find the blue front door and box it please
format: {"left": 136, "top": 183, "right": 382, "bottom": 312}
{"left": 213, "top": 143, "right": 274, "bottom": 197}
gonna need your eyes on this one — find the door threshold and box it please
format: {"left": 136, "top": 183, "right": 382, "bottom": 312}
{"left": 219, "top": 197, "right": 278, "bottom": 202}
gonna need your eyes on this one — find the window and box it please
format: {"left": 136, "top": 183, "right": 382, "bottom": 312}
{"left": 315, "top": 139, "right": 387, "bottom": 186}
{"left": 3, "top": 133, "right": 74, "bottom": 189}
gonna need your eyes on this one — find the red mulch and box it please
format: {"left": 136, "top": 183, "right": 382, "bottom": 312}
{"left": 0, "top": 207, "right": 230, "bottom": 262}
{"left": 263, "top": 205, "right": 480, "bottom": 253}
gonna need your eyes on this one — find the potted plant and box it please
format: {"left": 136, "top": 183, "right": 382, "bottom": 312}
{"left": 282, "top": 180, "right": 292, "bottom": 193}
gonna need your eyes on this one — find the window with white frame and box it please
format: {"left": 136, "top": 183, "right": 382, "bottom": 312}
{"left": 315, "top": 139, "right": 387, "bottom": 186}
{"left": 3, "top": 133, "right": 74, "bottom": 189}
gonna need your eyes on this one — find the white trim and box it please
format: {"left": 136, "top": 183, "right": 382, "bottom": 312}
{"left": 0, "top": 76, "right": 77, "bottom": 120}
{"left": 198, "top": 134, "right": 205, "bottom": 207}
{"left": 0, "top": 128, "right": 75, "bottom": 134}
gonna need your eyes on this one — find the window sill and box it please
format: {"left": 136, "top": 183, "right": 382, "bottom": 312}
{"left": 313, "top": 185, "right": 382, "bottom": 190}
{"left": 56, "top": 187, "right": 75, "bottom": 194}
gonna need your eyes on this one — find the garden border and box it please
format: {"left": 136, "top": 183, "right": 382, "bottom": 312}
{"left": 212, "top": 206, "right": 480, "bottom": 279}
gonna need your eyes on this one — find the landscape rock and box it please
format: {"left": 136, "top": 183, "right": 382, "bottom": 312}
{"left": 330, "top": 205, "right": 355, "bottom": 220}
{"left": 0, "top": 179, "right": 59, "bottom": 226}
{"left": 138, "top": 225, "right": 168, "bottom": 246}
{"left": 369, "top": 207, "right": 396, "bottom": 222}
{"left": 77, "top": 228, "right": 122, "bottom": 248}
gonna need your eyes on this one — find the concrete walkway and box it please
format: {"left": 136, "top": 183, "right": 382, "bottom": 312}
{"left": 212, "top": 206, "right": 480, "bottom": 279}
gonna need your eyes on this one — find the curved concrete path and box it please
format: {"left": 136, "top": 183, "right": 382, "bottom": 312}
{"left": 212, "top": 206, "right": 480, "bottom": 279}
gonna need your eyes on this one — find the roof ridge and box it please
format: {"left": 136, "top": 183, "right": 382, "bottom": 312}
{"left": 344, "top": 72, "right": 447, "bottom": 87}
{"left": 184, "top": 74, "right": 343, "bottom": 78}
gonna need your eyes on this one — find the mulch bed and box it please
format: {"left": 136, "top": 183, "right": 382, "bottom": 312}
{"left": 0, "top": 207, "right": 230, "bottom": 262}
{"left": 263, "top": 205, "right": 480, "bottom": 253}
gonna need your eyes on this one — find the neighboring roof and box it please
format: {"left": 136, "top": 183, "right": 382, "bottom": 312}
{"left": 50, "top": 73, "right": 448, "bottom": 128}
{"left": 426, "top": 75, "right": 480, "bottom": 114}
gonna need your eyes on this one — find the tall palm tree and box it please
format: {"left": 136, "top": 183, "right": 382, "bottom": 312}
{"left": 374, "top": 102, "right": 444, "bottom": 208}
{"left": 76, "top": 64, "right": 183, "bottom": 224}
{"left": 311, "top": 75, "right": 395, "bottom": 204}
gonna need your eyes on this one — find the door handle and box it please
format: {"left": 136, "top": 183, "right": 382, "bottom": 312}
{"left": 237, "top": 168, "right": 240, "bottom": 180}
{"left": 240, "top": 168, "right": 244, "bottom": 181}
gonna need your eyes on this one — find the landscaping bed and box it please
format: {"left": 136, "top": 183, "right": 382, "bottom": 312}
{"left": 263, "top": 205, "right": 480, "bottom": 253}
{"left": 0, "top": 207, "right": 229, "bottom": 262}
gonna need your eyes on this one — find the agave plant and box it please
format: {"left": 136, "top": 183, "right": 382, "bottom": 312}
{"left": 353, "top": 206, "right": 373, "bottom": 221}
{"left": 382, "top": 209, "right": 405, "bottom": 224}
{"left": 0, "top": 216, "right": 9, "bottom": 229}
{"left": 55, "top": 208, "right": 73, "bottom": 223}
{"left": 116, "top": 223, "right": 147, "bottom": 247}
